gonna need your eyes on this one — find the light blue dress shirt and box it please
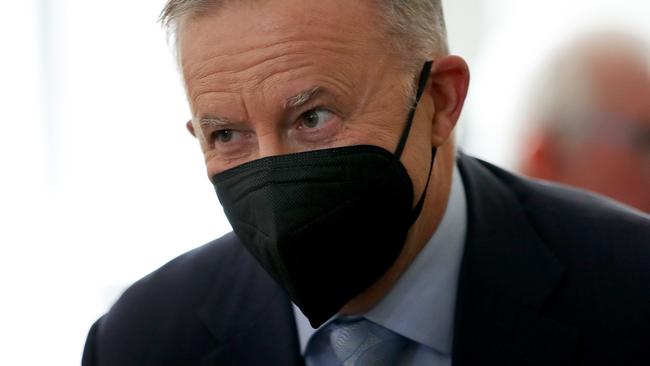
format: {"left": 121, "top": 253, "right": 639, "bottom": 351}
{"left": 294, "top": 164, "right": 468, "bottom": 365}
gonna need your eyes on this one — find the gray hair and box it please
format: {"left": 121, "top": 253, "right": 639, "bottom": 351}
{"left": 159, "top": 0, "right": 448, "bottom": 74}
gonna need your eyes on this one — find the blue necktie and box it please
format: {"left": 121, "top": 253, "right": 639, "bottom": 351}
{"left": 305, "top": 317, "right": 409, "bottom": 366}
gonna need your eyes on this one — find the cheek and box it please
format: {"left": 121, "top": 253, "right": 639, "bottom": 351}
{"left": 203, "top": 148, "right": 240, "bottom": 178}
{"left": 343, "top": 118, "right": 402, "bottom": 151}
{"left": 204, "top": 155, "right": 221, "bottom": 179}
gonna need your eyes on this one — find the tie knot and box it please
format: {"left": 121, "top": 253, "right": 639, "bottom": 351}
{"left": 306, "top": 317, "right": 409, "bottom": 366}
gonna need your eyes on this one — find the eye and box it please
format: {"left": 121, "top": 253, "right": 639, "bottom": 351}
{"left": 213, "top": 129, "right": 237, "bottom": 143}
{"left": 298, "top": 109, "right": 333, "bottom": 130}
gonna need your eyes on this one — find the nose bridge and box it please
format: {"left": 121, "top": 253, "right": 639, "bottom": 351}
{"left": 256, "top": 127, "right": 289, "bottom": 159}
{"left": 240, "top": 82, "right": 292, "bottom": 159}
{"left": 239, "top": 90, "right": 289, "bottom": 160}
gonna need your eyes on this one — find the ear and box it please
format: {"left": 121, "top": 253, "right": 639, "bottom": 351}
{"left": 428, "top": 55, "right": 470, "bottom": 147}
{"left": 186, "top": 120, "right": 196, "bottom": 137}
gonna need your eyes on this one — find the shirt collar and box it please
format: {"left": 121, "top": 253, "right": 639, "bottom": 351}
{"left": 293, "top": 162, "right": 467, "bottom": 355}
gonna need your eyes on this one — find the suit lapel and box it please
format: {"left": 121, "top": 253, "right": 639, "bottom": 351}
{"left": 453, "top": 154, "right": 578, "bottom": 366}
{"left": 197, "top": 238, "right": 303, "bottom": 366}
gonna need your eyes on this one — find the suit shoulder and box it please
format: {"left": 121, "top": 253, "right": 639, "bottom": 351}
{"left": 458, "top": 153, "right": 650, "bottom": 366}
{"left": 89, "top": 232, "right": 247, "bottom": 364}
{"left": 115, "top": 232, "right": 243, "bottom": 309}
{"left": 511, "top": 171, "right": 648, "bottom": 243}
{"left": 474, "top": 156, "right": 650, "bottom": 268}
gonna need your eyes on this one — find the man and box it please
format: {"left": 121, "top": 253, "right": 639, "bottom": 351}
{"left": 83, "top": 1, "right": 650, "bottom": 365}
{"left": 519, "top": 32, "right": 650, "bottom": 213}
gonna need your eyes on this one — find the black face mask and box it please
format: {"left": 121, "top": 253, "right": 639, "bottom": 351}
{"left": 212, "top": 61, "right": 435, "bottom": 327}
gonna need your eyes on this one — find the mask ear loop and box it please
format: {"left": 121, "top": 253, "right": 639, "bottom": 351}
{"left": 394, "top": 60, "right": 434, "bottom": 159}
{"left": 392, "top": 60, "right": 436, "bottom": 225}
{"left": 409, "top": 147, "right": 436, "bottom": 225}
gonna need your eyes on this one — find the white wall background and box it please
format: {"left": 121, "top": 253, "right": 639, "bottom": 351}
{"left": 0, "top": 1, "right": 648, "bottom": 364}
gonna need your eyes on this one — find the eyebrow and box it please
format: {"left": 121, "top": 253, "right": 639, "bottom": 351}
{"left": 196, "top": 86, "right": 326, "bottom": 127}
{"left": 284, "top": 86, "right": 323, "bottom": 109}
{"left": 197, "top": 116, "right": 234, "bottom": 129}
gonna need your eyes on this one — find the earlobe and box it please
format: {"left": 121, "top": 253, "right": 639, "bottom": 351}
{"left": 428, "top": 55, "right": 470, "bottom": 147}
{"left": 186, "top": 120, "right": 197, "bottom": 137}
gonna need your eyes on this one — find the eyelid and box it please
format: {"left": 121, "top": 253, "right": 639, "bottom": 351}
{"left": 208, "top": 130, "right": 251, "bottom": 153}
{"left": 302, "top": 108, "right": 333, "bottom": 121}
{"left": 296, "top": 102, "right": 341, "bottom": 124}
{"left": 211, "top": 128, "right": 246, "bottom": 141}
{"left": 292, "top": 105, "right": 328, "bottom": 129}
{"left": 292, "top": 91, "right": 345, "bottom": 116}
{"left": 197, "top": 118, "right": 240, "bottom": 139}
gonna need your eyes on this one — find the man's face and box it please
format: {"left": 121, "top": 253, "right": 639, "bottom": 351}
{"left": 179, "top": 0, "right": 434, "bottom": 198}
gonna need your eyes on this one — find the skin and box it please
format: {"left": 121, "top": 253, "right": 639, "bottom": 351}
{"left": 179, "top": 0, "right": 470, "bottom": 314}
{"left": 521, "top": 45, "right": 650, "bottom": 213}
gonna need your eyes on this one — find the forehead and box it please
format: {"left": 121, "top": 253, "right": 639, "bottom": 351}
{"left": 178, "top": 0, "right": 388, "bottom": 77}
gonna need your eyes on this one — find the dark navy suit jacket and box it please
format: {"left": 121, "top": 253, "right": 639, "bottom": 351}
{"left": 83, "top": 154, "right": 650, "bottom": 365}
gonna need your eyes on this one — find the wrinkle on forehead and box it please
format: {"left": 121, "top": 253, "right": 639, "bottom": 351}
{"left": 181, "top": 23, "right": 383, "bottom": 82}
{"left": 183, "top": 38, "right": 358, "bottom": 94}
{"left": 179, "top": 0, "right": 389, "bottom": 82}
{"left": 186, "top": 53, "right": 359, "bottom": 117}
{"left": 182, "top": 37, "right": 374, "bottom": 119}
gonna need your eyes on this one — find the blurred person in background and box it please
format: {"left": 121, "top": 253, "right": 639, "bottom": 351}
{"left": 520, "top": 32, "right": 650, "bottom": 213}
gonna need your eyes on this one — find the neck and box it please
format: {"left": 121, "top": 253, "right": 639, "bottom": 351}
{"left": 340, "top": 141, "right": 456, "bottom": 315}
